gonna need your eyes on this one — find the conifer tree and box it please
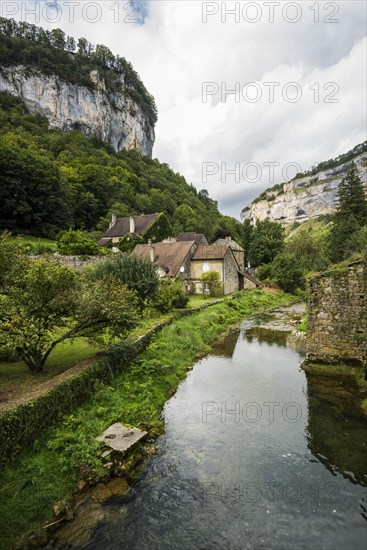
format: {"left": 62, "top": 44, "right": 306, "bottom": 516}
{"left": 329, "top": 164, "right": 367, "bottom": 262}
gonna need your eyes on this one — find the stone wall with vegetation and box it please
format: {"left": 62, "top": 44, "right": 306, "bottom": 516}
{"left": 306, "top": 260, "right": 367, "bottom": 366}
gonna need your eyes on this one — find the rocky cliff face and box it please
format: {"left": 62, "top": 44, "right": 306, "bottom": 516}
{"left": 0, "top": 66, "right": 155, "bottom": 156}
{"left": 241, "top": 145, "right": 367, "bottom": 225}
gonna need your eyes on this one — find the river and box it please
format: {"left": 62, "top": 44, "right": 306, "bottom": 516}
{"left": 57, "top": 306, "right": 367, "bottom": 550}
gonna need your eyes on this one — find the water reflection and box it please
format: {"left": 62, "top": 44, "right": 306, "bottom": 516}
{"left": 53, "top": 310, "right": 367, "bottom": 550}
{"left": 305, "top": 372, "right": 367, "bottom": 488}
{"left": 210, "top": 330, "right": 238, "bottom": 358}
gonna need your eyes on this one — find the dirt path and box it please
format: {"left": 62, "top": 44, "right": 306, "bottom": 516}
{"left": 0, "top": 356, "right": 98, "bottom": 414}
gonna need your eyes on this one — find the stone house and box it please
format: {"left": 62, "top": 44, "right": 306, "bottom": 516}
{"left": 98, "top": 212, "right": 172, "bottom": 252}
{"left": 190, "top": 237, "right": 258, "bottom": 294}
{"left": 212, "top": 237, "right": 245, "bottom": 269}
{"left": 132, "top": 239, "right": 197, "bottom": 279}
{"left": 132, "top": 234, "right": 258, "bottom": 295}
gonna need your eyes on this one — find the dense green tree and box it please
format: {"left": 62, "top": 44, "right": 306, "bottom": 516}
{"left": 285, "top": 227, "right": 330, "bottom": 272}
{"left": 242, "top": 220, "right": 253, "bottom": 265}
{"left": 0, "top": 231, "right": 26, "bottom": 291}
{"left": 328, "top": 165, "right": 367, "bottom": 262}
{"left": 249, "top": 220, "right": 284, "bottom": 267}
{"left": 201, "top": 271, "right": 223, "bottom": 297}
{"left": 89, "top": 253, "right": 160, "bottom": 309}
{"left": 336, "top": 164, "right": 367, "bottom": 225}
{"left": 270, "top": 253, "right": 304, "bottom": 293}
{"left": 329, "top": 213, "right": 362, "bottom": 263}
{"left": 172, "top": 205, "right": 201, "bottom": 234}
{"left": 0, "top": 138, "right": 72, "bottom": 237}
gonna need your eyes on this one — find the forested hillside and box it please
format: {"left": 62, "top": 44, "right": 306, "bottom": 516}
{"left": 0, "top": 92, "right": 243, "bottom": 242}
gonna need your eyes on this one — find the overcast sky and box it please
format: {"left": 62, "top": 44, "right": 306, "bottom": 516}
{"left": 5, "top": 1, "right": 367, "bottom": 218}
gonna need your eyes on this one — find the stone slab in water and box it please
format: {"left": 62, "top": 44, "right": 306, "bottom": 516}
{"left": 97, "top": 423, "right": 147, "bottom": 454}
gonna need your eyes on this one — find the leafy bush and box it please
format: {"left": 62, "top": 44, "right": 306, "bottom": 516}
{"left": 57, "top": 230, "right": 102, "bottom": 255}
{"left": 154, "top": 278, "right": 189, "bottom": 312}
{"left": 201, "top": 271, "right": 223, "bottom": 297}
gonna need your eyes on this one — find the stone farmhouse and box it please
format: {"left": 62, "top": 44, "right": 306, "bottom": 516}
{"left": 98, "top": 213, "right": 172, "bottom": 252}
{"left": 132, "top": 234, "right": 258, "bottom": 295}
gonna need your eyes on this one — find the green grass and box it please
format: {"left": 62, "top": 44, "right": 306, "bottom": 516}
{"left": 7, "top": 234, "right": 58, "bottom": 250}
{"left": 0, "top": 290, "right": 294, "bottom": 548}
{"left": 187, "top": 295, "right": 223, "bottom": 308}
{"left": 0, "top": 339, "right": 99, "bottom": 392}
{"left": 286, "top": 218, "right": 332, "bottom": 241}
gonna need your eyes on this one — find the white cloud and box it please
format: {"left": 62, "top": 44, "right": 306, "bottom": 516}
{"left": 8, "top": 0, "right": 367, "bottom": 216}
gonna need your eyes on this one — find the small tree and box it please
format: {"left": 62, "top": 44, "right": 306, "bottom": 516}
{"left": 89, "top": 253, "right": 160, "bottom": 309}
{"left": 201, "top": 271, "right": 222, "bottom": 297}
{"left": 0, "top": 259, "right": 139, "bottom": 372}
{"left": 57, "top": 229, "right": 102, "bottom": 255}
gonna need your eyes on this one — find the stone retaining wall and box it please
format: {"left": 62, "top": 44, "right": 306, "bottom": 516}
{"left": 306, "top": 261, "right": 367, "bottom": 366}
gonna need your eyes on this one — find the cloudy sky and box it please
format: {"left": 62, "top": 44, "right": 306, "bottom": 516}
{"left": 5, "top": 1, "right": 367, "bottom": 217}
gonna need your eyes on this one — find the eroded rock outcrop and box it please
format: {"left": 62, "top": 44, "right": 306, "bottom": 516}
{"left": 0, "top": 66, "right": 155, "bottom": 156}
{"left": 241, "top": 144, "right": 367, "bottom": 225}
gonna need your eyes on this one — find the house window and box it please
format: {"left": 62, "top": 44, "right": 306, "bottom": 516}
{"left": 203, "top": 263, "right": 210, "bottom": 273}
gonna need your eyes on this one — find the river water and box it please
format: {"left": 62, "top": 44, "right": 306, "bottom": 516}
{"left": 69, "top": 307, "right": 367, "bottom": 549}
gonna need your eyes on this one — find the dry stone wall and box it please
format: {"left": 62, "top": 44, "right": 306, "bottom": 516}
{"left": 306, "top": 261, "right": 367, "bottom": 366}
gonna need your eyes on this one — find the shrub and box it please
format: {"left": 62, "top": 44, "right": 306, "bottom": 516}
{"left": 154, "top": 278, "right": 189, "bottom": 312}
{"left": 57, "top": 230, "right": 102, "bottom": 256}
{"left": 201, "top": 271, "right": 223, "bottom": 297}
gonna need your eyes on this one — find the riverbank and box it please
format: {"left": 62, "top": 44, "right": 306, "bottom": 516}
{"left": 0, "top": 290, "right": 295, "bottom": 549}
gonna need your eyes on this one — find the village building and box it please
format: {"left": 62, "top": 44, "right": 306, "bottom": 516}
{"left": 132, "top": 234, "right": 258, "bottom": 295}
{"left": 132, "top": 239, "right": 196, "bottom": 279}
{"left": 212, "top": 237, "right": 245, "bottom": 269}
{"left": 190, "top": 237, "right": 258, "bottom": 294}
{"left": 98, "top": 213, "right": 172, "bottom": 252}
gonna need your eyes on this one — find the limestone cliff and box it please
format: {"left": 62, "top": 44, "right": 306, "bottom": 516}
{"left": 241, "top": 143, "right": 367, "bottom": 225}
{"left": 0, "top": 66, "right": 155, "bottom": 156}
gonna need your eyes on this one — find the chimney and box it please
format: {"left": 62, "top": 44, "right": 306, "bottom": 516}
{"left": 110, "top": 213, "right": 116, "bottom": 228}
{"left": 149, "top": 243, "right": 155, "bottom": 263}
{"left": 129, "top": 216, "right": 135, "bottom": 234}
{"left": 226, "top": 236, "right": 231, "bottom": 243}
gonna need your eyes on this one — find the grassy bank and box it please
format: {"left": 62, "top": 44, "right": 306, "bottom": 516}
{"left": 0, "top": 290, "right": 294, "bottom": 549}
